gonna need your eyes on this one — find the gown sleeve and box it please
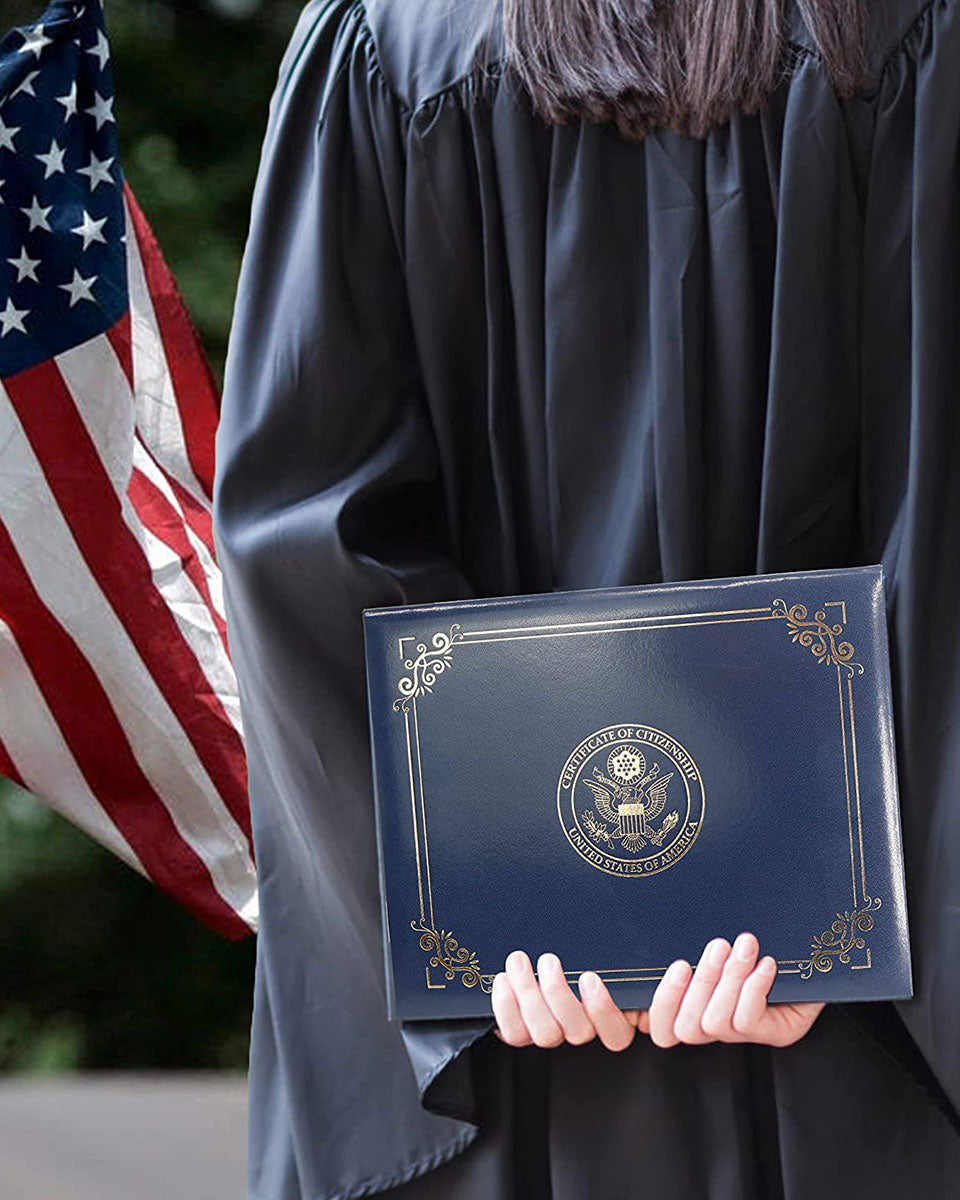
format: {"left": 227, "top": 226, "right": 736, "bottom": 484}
{"left": 212, "top": 3, "right": 494, "bottom": 1197}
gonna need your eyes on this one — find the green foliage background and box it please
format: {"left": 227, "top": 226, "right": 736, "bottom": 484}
{"left": 0, "top": 0, "right": 304, "bottom": 1072}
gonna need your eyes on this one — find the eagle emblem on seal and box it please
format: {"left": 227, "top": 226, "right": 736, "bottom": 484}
{"left": 581, "top": 743, "right": 679, "bottom": 853}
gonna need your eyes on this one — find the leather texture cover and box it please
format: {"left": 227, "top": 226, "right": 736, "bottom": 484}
{"left": 363, "top": 566, "right": 913, "bottom": 1020}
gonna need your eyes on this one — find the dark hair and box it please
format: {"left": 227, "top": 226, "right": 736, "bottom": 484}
{"left": 477, "top": 0, "right": 869, "bottom": 142}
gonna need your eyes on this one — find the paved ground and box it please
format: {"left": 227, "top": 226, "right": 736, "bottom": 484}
{"left": 0, "top": 1074, "right": 247, "bottom": 1200}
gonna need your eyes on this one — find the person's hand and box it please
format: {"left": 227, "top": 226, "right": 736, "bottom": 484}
{"left": 491, "top": 933, "right": 824, "bottom": 1051}
{"left": 492, "top": 948, "right": 642, "bottom": 1051}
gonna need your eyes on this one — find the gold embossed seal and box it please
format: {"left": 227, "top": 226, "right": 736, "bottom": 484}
{"left": 557, "top": 724, "right": 705, "bottom": 877}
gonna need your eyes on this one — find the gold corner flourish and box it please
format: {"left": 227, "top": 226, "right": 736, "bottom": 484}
{"left": 410, "top": 919, "right": 495, "bottom": 992}
{"left": 796, "top": 895, "right": 882, "bottom": 979}
{"left": 393, "top": 624, "right": 463, "bottom": 710}
{"left": 771, "top": 599, "right": 864, "bottom": 677}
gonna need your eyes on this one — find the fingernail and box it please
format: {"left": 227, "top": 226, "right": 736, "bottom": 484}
{"left": 735, "top": 933, "right": 755, "bottom": 962}
{"left": 506, "top": 950, "right": 528, "bottom": 973}
{"left": 579, "top": 971, "right": 600, "bottom": 994}
{"left": 537, "top": 952, "right": 560, "bottom": 976}
{"left": 666, "top": 960, "right": 689, "bottom": 984}
{"left": 760, "top": 956, "right": 776, "bottom": 974}
{"left": 708, "top": 938, "right": 729, "bottom": 967}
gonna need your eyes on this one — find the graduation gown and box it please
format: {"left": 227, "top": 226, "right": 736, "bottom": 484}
{"left": 212, "top": 0, "right": 960, "bottom": 1195}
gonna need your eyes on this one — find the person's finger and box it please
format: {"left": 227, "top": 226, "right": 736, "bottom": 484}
{"left": 731, "top": 955, "right": 778, "bottom": 1037}
{"left": 537, "top": 953, "right": 596, "bottom": 1045}
{"left": 647, "top": 959, "right": 693, "bottom": 1048}
{"left": 491, "top": 971, "right": 531, "bottom": 1046}
{"left": 700, "top": 932, "right": 759, "bottom": 1040}
{"left": 673, "top": 937, "right": 732, "bottom": 1044}
{"left": 763, "top": 1001, "right": 825, "bottom": 1048}
{"left": 578, "top": 972, "right": 636, "bottom": 1051}
{"left": 636, "top": 1010, "right": 650, "bottom": 1035}
{"left": 505, "top": 951, "right": 564, "bottom": 1048}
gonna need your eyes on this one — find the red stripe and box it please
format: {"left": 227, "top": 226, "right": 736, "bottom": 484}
{"left": 0, "top": 730, "right": 26, "bottom": 790}
{"left": 169, "top": 474, "right": 216, "bottom": 557}
{"left": 124, "top": 182, "right": 220, "bottom": 500}
{"left": 0, "top": 517, "right": 248, "bottom": 939}
{"left": 106, "top": 311, "right": 134, "bottom": 392}
{"left": 137, "top": 432, "right": 217, "bottom": 560}
{"left": 5, "top": 359, "right": 252, "bottom": 846}
{"left": 128, "top": 465, "right": 230, "bottom": 655}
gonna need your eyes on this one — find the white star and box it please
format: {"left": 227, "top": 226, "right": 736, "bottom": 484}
{"left": 7, "top": 246, "right": 40, "bottom": 283}
{"left": 36, "top": 139, "right": 67, "bottom": 180}
{"left": 12, "top": 70, "right": 40, "bottom": 98}
{"left": 20, "top": 196, "right": 52, "bottom": 232}
{"left": 0, "top": 117, "right": 20, "bottom": 153}
{"left": 86, "top": 29, "right": 110, "bottom": 70}
{"left": 60, "top": 269, "right": 97, "bottom": 307}
{"left": 72, "top": 210, "right": 108, "bottom": 250}
{"left": 56, "top": 82, "right": 78, "bottom": 120}
{"left": 77, "top": 151, "right": 115, "bottom": 191}
{"left": 84, "top": 91, "right": 114, "bottom": 130}
{"left": 0, "top": 298, "right": 28, "bottom": 337}
{"left": 18, "top": 26, "right": 52, "bottom": 59}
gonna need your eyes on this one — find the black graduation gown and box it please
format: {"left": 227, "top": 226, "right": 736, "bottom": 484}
{"left": 212, "top": 0, "right": 960, "bottom": 1196}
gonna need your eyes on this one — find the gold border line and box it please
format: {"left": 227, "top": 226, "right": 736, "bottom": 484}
{"left": 403, "top": 706, "right": 425, "bottom": 923}
{"left": 824, "top": 600, "right": 848, "bottom": 625}
{"left": 838, "top": 663, "right": 857, "bottom": 909}
{"left": 573, "top": 974, "right": 669, "bottom": 983}
{"left": 412, "top": 697, "right": 435, "bottom": 929}
{"left": 402, "top": 600, "right": 872, "bottom": 989}
{"left": 459, "top": 606, "right": 771, "bottom": 637}
{"left": 848, "top": 675, "right": 868, "bottom": 902}
{"left": 563, "top": 968, "right": 671, "bottom": 976}
{"left": 458, "top": 614, "right": 781, "bottom": 646}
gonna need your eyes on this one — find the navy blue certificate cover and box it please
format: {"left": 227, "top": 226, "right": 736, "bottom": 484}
{"left": 362, "top": 566, "right": 913, "bottom": 1020}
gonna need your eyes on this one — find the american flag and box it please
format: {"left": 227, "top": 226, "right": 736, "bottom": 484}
{"left": 0, "top": 0, "right": 256, "bottom": 939}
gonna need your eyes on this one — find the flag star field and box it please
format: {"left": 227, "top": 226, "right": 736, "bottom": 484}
{"left": 0, "top": 0, "right": 126, "bottom": 380}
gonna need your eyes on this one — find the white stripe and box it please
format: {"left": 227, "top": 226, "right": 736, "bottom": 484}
{"left": 54, "top": 336, "right": 241, "bottom": 736}
{"left": 0, "top": 377, "right": 256, "bottom": 923}
{"left": 123, "top": 196, "right": 211, "bottom": 511}
{"left": 138, "top": 519, "right": 243, "bottom": 735}
{"left": 0, "top": 618, "right": 146, "bottom": 877}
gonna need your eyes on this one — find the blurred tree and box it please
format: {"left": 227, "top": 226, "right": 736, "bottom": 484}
{"left": 105, "top": 0, "right": 304, "bottom": 381}
{"left": 0, "top": 0, "right": 304, "bottom": 1071}
{"left": 0, "top": 779, "right": 257, "bottom": 1072}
